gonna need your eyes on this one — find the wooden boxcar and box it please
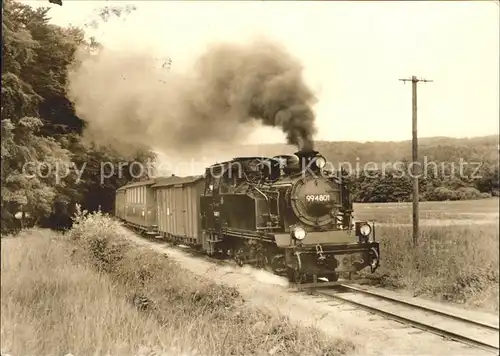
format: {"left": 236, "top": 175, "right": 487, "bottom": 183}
{"left": 152, "top": 175, "right": 205, "bottom": 245}
{"left": 115, "top": 179, "right": 158, "bottom": 234}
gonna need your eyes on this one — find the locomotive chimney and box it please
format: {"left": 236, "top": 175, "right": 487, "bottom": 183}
{"left": 294, "top": 150, "right": 319, "bottom": 171}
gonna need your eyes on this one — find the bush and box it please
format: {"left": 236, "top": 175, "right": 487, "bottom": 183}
{"left": 426, "top": 186, "right": 489, "bottom": 201}
{"left": 369, "top": 223, "right": 499, "bottom": 311}
{"left": 428, "top": 187, "right": 458, "bottom": 201}
{"left": 68, "top": 204, "right": 130, "bottom": 273}
{"left": 455, "top": 187, "right": 486, "bottom": 200}
{"left": 63, "top": 209, "right": 354, "bottom": 356}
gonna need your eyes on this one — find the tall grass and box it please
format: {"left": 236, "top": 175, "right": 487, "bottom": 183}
{"left": 369, "top": 223, "right": 499, "bottom": 311}
{"left": 1, "top": 207, "right": 354, "bottom": 356}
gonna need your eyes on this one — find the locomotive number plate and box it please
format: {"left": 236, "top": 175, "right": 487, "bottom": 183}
{"left": 305, "top": 194, "right": 331, "bottom": 202}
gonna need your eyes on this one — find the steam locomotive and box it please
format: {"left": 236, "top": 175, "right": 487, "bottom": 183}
{"left": 114, "top": 150, "right": 380, "bottom": 284}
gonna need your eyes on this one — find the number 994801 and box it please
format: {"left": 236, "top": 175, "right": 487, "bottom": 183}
{"left": 305, "top": 194, "right": 331, "bottom": 202}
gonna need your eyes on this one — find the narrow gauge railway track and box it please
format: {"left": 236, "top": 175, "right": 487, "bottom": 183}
{"left": 129, "top": 228, "right": 500, "bottom": 354}
{"left": 313, "top": 284, "right": 500, "bottom": 354}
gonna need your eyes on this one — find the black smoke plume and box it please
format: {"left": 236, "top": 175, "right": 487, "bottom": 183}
{"left": 67, "top": 38, "right": 317, "bottom": 156}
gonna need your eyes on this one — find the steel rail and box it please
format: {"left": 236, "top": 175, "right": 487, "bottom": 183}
{"left": 316, "top": 287, "right": 499, "bottom": 354}
{"left": 339, "top": 284, "right": 499, "bottom": 331}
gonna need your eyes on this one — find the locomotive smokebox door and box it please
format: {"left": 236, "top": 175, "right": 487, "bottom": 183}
{"left": 290, "top": 175, "right": 341, "bottom": 227}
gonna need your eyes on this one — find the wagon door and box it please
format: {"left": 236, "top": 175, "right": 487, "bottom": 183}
{"left": 174, "top": 185, "right": 186, "bottom": 237}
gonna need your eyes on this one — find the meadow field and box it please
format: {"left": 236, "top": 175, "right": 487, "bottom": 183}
{"left": 354, "top": 198, "right": 499, "bottom": 312}
{"left": 353, "top": 197, "right": 499, "bottom": 226}
{"left": 1, "top": 215, "right": 353, "bottom": 356}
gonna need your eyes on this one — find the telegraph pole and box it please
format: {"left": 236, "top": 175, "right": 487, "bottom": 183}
{"left": 399, "top": 76, "right": 432, "bottom": 247}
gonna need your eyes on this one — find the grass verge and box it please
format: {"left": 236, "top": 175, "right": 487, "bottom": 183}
{"left": 1, "top": 208, "right": 354, "bottom": 356}
{"left": 364, "top": 222, "right": 499, "bottom": 312}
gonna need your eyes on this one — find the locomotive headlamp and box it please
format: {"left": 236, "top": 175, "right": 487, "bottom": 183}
{"left": 359, "top": 224, "right": 372, "bottom": 237}
{"left": 315, "top": 156, "right": 327, "bottom": 169}
{"left": 292, "top": 226, "right": 307, "bottom": 240}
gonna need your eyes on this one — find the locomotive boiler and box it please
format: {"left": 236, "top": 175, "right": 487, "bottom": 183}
{"left": 199, "top": 150, "right": 380, "bottom": 283}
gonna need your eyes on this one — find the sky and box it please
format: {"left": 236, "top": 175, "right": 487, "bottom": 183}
{"left": 24, "top": 0, "right": 499, "bottom": 144}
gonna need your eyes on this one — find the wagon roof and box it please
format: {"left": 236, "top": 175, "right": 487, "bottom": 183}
{"left": 151, "top": 175, "right": 204, "bottom": 188}
{"left": 117, "top": 178, "right": 157, "bottom": 191}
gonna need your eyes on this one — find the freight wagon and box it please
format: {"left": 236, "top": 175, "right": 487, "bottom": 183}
{"left": 152, "top": 175, "right": 205, "bottom": 246}
{"left": 115, "top": 179, "right": 158, "bottom": 235}
{"left": 115, "top": 175, "right": 206, "bottom": 245}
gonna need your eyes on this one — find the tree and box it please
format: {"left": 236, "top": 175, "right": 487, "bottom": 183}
{"left": 1, "top": 117, "right": 72, "bottom": 230}
{"left": 1, "top": 0, "right": 154, "bottom": 233}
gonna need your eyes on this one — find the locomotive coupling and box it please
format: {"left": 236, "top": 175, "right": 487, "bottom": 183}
{"left": 315, "top": 244, "right": 326, "bottom": 263}
{"left": 369, "top": 247, "right": 380, "bottom": 272}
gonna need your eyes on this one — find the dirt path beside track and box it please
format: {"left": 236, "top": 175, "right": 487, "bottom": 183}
{"left": 122, "top": 228, "right": 498, "bottom": 356}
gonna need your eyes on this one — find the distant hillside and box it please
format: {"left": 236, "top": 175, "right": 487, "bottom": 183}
{"left": 235, "top": 135, "right": 499, "bottom": 165}
{"left": 159, "top": 135, "right": 498, "bottom": 203}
